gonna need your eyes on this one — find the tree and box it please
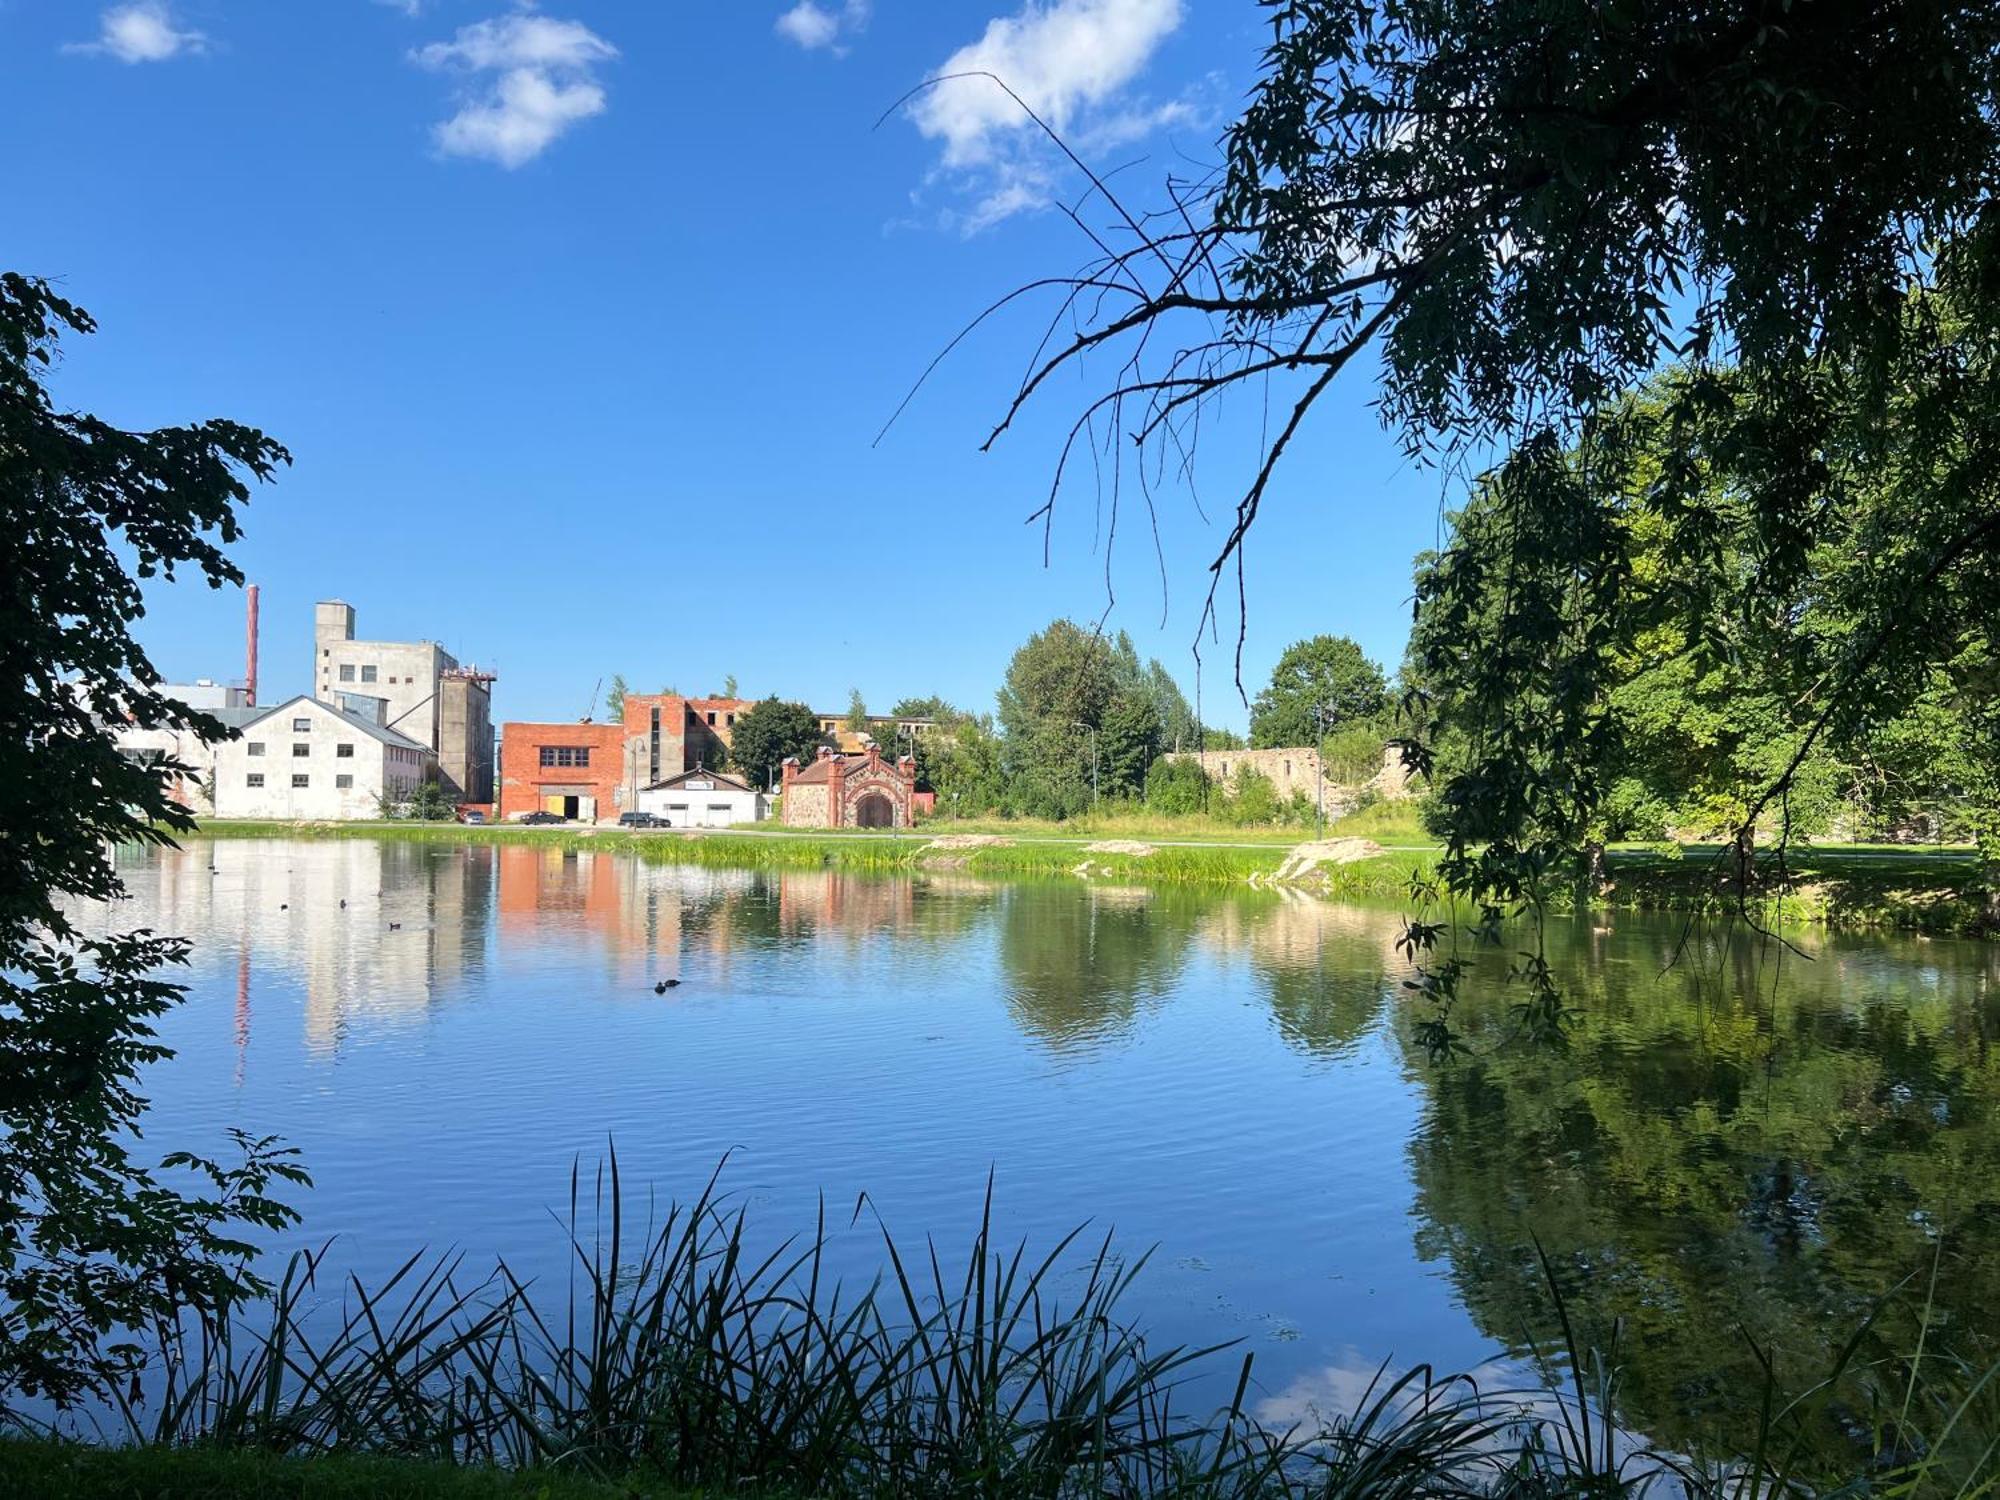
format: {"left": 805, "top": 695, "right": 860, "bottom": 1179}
{"left": 604, "top": 674, "right": 628, "bottom": 722}
{"left": 730, "top": 698, "right": 830, "bottom": 790}
{"left": 986, "top": 0, "right": 2000, "bottom": 1028}
{"left": 721, "top": 673, "right": 738, "bottom": 699}
{"left": 996, "top": 621, "right": 1123, "bottom": 819}
{"left": 0, "top": 274, "right": 306, "bottom": 1405}
{"left": 380, "top": 774, "right": 459, "bottom": 822}
{"left": 844, "top": 688, "right": 868, "bottom": 734}
{"left": 1249, "top": 636, "right": 1388, "bottom": 748}
{"left": 1144, "top": 755, "right": 1210, "bottom": 815}
{"left": 1099, "top": 691, "right": 1161, "bottom": 800}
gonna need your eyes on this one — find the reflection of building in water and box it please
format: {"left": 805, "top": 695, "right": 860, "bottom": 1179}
{"left": 775, "top": 869, "right": 916, "bottom": 940}
{"left": 493, "top": 844, "right": 755, "bottom": 979}
{"left": 1199, "top": 892, "right": 1407, "bottom": 1058}
{"left": 110, "top": 840, "right": 493, "bottom": 1058}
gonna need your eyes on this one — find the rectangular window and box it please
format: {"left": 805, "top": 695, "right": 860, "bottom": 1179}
{"left": 538, "top": 745, "right": 592, "bottom": 768}
{"left": 246, "top": 773, "right": 264, "bottom": 788}
{"left": 360, "top": 665, "right": 378, "bottom": 684}
{"left": 292, "top": 717, "right": 311, "bottom": 732}
{"left": 247, "top": 742, "right": 265, "bottom": 757}
{"left": 335, "top": 774, "right": 353, "bottom": 789}
{"left": 726, "top": 713, "right": 735, "bottom": 726}
{"left": 291, "top": 774, "right": 309, "bottom": 788}
{"left": 338, "top": 664, "right": 355, "bottom": 683}
{"left": 649, "top": 707, "right": 660, "bottom": 782}
{"left": 705, "top": 710, "right": 716, "bottom": 725}
{"left": 336, "top": 743, "right": 354, "bottom": 759}
{"left": 292, "top": 742, "right": 310, "bottom": 757}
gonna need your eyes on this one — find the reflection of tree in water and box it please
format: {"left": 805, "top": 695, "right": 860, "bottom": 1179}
{"left": 1209, "top": 894, "right": 1403, "bottom": 1059}
{"left": 1401, "top": 918, "right": 2000, "bottom": 1474}
{"left": 998, "top": 884, "right": 1200, "bottom": 1051}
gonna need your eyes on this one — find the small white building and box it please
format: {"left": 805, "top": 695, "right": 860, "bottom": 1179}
{"left": 212, "top": 695, "right": 434, "bottom": 821}
{"left": 636, "top": 766, "right": 768, "bottom": 827}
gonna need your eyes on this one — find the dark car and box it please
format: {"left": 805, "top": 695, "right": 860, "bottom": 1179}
{"left": 519, "top": 811, "right": 565, "bottom": 826}
{"left": 618, "top": 811, "right": 667, "bottom": 829}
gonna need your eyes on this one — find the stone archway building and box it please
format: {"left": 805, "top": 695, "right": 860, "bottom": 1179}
{"left": 780, "top": 745, "right": 919, "bottom": 828}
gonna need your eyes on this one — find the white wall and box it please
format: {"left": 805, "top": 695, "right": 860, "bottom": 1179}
{"left": 212, "top": 701, "right": 431, "bottom": 820}
{"left": 637, "top": 782, "right": 766, "bottom": 827}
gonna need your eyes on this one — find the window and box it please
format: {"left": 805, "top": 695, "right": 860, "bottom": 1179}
{"left": 336, "top": 743, "right": 354, "bottom": 759}
{"left": 291, "top": 774, "right": 309, "bottom": 788}
{"left": 539, "top": 745, "right": 591, "bottom": 768}
{"left": 247, "top": 741, "right": 265, "bottom": 757}
{"left": 705, "top": 710, "right": 716, "bottom": 725}
{"left": 726, "top": 713, "right": 735, "bottom": 726}
{"left": 293, "top": 742, "right": 310, "bottom": 757}
{"left": 338, "top": 664, "right": 355, "bottom": 683}
{"left": 246, "top": 773, "right": 264, "bottom": 788}
{"left": 292, "top": 717, "right": 311, "bottom": 732}
{"left": 335, "top": 774, "right": 353, "bottom": 789}
{"left": 649, "top": 707, "right": 660, "bottom": 781}
{"left": 360, "top": 665, "right": 378, "bottom": 684}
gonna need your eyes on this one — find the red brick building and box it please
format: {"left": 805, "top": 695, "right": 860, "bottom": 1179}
{"left": 499, "top": 693, "right": 753, "bottom": 821}
{"left": 780, "top": 745, "right": 919, "bottom": 828}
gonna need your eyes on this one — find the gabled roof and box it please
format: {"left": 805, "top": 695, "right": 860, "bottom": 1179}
{"left": 643, "top": 765, "right": 756, "bottom": 794}
{"left": 242, "top": 694, "right": 431, "bottom": 753}
{"left": 787, "top": 752, "right": 912, "bottom": 786}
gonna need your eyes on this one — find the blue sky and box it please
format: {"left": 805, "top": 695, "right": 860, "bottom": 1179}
{"left": 10, "top": 0, "right": 1452, "bottom": 731}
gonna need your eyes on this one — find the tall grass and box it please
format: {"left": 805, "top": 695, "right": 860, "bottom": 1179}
{"left": 51, "top": 1156, "right": 2000, "bottom": 1499}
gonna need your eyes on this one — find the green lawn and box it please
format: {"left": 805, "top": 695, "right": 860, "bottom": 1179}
{"left": 0, "top": 1440, "right": 699, "bottom": 1500}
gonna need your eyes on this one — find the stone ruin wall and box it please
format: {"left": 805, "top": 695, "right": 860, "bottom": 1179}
{"left": 1167, "top": 745, "right": 1413, "bottom": 811}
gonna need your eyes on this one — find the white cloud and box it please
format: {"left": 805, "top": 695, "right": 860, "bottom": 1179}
{"left": 412, "top": 13, "right": 618, "bottom": 168}
{"left": 65, "top": 2, "right": 205, "bottom": 63}
{"left": 907, "top": 0, "right": 1189, "bottom": 229}
{"left": 912, "top": 0, "right": 1182, "bottom": 166}
{"left": 775, "top": 0, "right": 871, "bottom": 55}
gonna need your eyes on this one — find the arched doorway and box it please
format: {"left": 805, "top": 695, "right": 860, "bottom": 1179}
{"left": 854, "top": 792, "right": 895, "bottom": 828}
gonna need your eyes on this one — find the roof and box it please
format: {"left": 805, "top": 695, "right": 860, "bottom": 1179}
{"left": 643, "top": 766, "right": 756, "bottom": 794}
{"left": 243, "top": 694, "right": 431, "bottom": 753}
{"left": 786, "top": 752, "right": 912, "bottom": 786}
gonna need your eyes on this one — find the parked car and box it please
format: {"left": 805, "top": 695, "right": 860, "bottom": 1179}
{"left": 618, "top": 811, "right": 667, "bottom": 829}
{"left": 519, "top": 811, "right": 565, "bottom": 825}
{"left": 460, "top": 810, "right": 486, "bottom": 825}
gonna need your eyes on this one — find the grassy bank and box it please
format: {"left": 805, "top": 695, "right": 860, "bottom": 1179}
{"left": 185, "top": 817, "right": 1995, "bottom": 934}
{"left": 190, "top": 817, "right": 1431, "bottom": 898}
{"left": 0, "top": 1439, "right": 689, "bottom": 1499}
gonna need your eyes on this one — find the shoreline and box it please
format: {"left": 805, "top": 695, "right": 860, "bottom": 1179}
{"left": 177, "top": 819, "right": 1994, "bottom": 937}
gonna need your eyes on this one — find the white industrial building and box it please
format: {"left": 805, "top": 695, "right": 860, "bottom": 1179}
{"left": 636, "top": 766, "right": 768, "bottom": 827}
{"left": 109, "top": 680, "right": 260, "bottom": 816}
{"left": 314, "top": 601, "right": 494, "bottom": 803}
{"left": 212, "top": 695, "right": 434, "bottom": 820}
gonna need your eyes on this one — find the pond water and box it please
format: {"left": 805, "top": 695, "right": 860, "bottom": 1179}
{"left": 89, "top": 837, "right": 2000, "bottom": 1460}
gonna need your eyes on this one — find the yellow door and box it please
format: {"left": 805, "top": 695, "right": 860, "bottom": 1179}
{"left": 544, "top": 794, "right": 565, "bottom": 815}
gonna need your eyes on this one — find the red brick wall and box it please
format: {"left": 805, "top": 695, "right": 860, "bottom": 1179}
{"left": 497, "top": 721, "right": 624, "bottom": 819}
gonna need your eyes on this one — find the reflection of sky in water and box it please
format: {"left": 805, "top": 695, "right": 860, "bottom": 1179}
{"left": 77, "top": 839, "right": 2000, "bottom": 1448}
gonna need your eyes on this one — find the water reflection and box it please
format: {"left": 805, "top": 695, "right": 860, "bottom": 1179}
{"left": 80, "top": 841, "right": 2000, "bottom": 1471}
{"left": 1400, "top": 921, "right": 2000, "bottom": 1465}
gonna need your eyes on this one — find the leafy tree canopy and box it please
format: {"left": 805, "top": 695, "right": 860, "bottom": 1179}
{"left": 731, "top": 698, "right": 830, "bottom": 789}
{"left": 1249, "top": 634, "right": 1388, "bottom": 747}
{"left": 0, "top": 273, "right": 303, "bottom": 1405}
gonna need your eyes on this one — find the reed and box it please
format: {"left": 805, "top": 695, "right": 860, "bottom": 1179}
{"left": 28, "top": 1156, "right": 1993, "bottom": 1499}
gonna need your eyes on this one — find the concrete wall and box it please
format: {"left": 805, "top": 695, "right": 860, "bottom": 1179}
{"left": 1166, "top": 744, "right": 1413, "bottom": 808}
{"left": 438, "top": 675, "right": 494, "bottom": 803}
{"left": 213, "top": 700, "right": 430, "bottom": 820}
